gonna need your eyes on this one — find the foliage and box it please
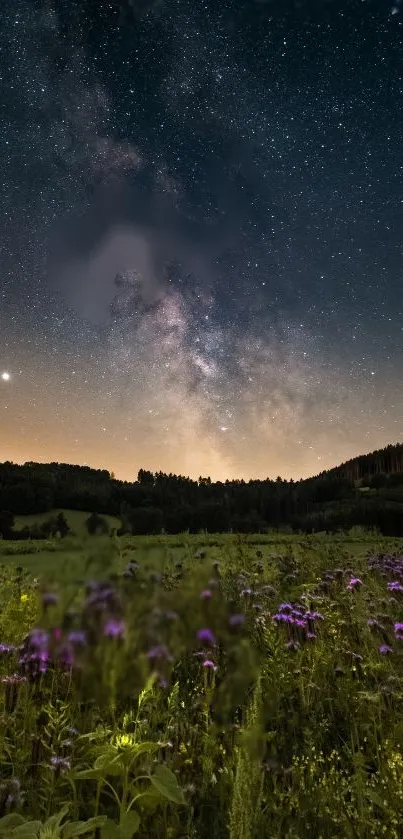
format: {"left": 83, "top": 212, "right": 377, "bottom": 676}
{"left": 2, "top": 443, "right": 403, "bottom": 535}
{"left": 0, "top": 532, "right": 402, "bottom": 836}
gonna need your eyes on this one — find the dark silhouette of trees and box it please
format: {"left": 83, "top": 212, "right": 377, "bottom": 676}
{"left": 0, "top": 511, "right": 14, "bottom": 539}
{"left": 86, "top": 512, "right": 109, "bottom": 535}
{"left": 1, "top": 442, "right": 403, "bottom": 536}
{"left": 56, "top": 512, "right": 70, "bottom": 538}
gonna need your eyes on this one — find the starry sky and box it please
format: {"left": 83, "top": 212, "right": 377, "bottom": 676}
{"left": 1, "top": 0, "right": 403, "bottom": 482}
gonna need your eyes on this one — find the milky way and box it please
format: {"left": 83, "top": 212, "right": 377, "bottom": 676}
{"left": 1, "top": 0, "right": 403, "bottom": 481}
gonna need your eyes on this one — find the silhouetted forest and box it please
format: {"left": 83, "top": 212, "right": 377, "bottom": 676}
{"left": 1, "top": 442, "right": 403, "bottom": 538}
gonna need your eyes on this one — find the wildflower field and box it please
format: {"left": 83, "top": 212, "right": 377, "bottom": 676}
{"left": 1, "top": 531, "right": 403, "bottom": 838}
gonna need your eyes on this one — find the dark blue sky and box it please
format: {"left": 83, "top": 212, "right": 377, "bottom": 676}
{"left": 1, "top": 0, "right": 402, "bottom": 481}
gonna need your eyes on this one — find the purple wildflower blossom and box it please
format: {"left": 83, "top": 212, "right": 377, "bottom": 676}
{"left": 203, "top": 659, "right": 217, "bottom": 671}
{"left": 42, "top": 592, "right": 59, "bottom": 608}
{"left": 67, "top": 630, "right": 87, "bottom": 646}
{"left": 273, "top": 613, "right": 294, "bottom": 623}
{"left": 67, "top": 727, "right": 79, "bottom": 737}
{"left": 294, "top": 618, "right": 307, "bottom": 629}
{"left": 379, "top": 644, "right": 393, "bottom": 655}
{"left": 201, "top": 589, "right": 213, "bottom": 600}
{"left": 197, "top": 628, "right": 216, "bottom": 646}
{"left": 229, "top": 614, "right": 245, "bottom": 627}
{"left": 103, "top": 619, "right": 125, "bottom": 638}
{"left": 394, "top": 622, "right": 403, "bottom": 640}
{"left": 306, "top": 611, "right": 324, "bottom": 621}
{"left": 347, "top": 577, "right": 362, "bottom": 590}
{"left": 50, "top": 755, "right": 71, "bottom": 773}
{"left": 147, "top": 645, "right": 174, "bottom": 662}
{"left": 388, "top": 581, "right": 403, "bottom": 592}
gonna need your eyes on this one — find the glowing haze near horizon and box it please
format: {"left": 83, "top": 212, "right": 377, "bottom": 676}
{"left": 1, "top": 0, "right": 403, "bottom": 483}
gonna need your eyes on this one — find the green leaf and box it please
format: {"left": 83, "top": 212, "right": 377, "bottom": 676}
{"left": 119, "top": 811, "right": 140, "bottom": 838}
{"left": 134, "top": 786, "right": 164, "bottom": 814}
{"left": 130, "top": 742, "right": 159, "bottom": 760}
{"left": 137, "top": 673, "right": 157, "bottom": 711}
{"left": 63, "top": 816, "right": 108, "bottom": 837}
{"left": 149, "top": 765, "right": 186, "bottom": 805}
{"left": 8, "top": 824, "right": 42, "bottom": 838}
{"left": 0, "top": 814, "right": 26, "bottom": 829}
{"left": 73, "top": 769, "right": 102, "bottom": 781}
{"left": 44, "top": 805, "right": 70, "bottom": 830}
{"left": 94, "top": 751, "right": 123, "bottom": 776}
{"left": 365, "top": 787, "right": 387, "bottom": 810}
{"left": 100, "top": 820, "right": 121, "bottom": 839}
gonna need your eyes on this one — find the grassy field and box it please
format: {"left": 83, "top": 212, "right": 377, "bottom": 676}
{"left": 15, "top": 508, "right": 121, "bottom": 537}
{"left": 0, "top": 531, "right": 403, "bottom": 837}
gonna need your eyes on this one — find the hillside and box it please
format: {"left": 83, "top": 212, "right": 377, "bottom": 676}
{"left": 1, "top": 442, "right": 403, "bottom": 536}
{"left": 14, "top": 509, "right": 120, "bottom": 538}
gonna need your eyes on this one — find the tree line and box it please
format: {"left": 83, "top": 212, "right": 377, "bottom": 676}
{"left": 1, "top": 442, "right": 403, "bottom": 537}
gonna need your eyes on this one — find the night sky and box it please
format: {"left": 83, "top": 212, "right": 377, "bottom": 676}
{"left": 1, "top": 0, "right": 402, "bottom": 482}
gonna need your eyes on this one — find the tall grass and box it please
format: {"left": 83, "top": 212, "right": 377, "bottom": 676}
{"left": 0, "top": 534, "right": 402, "bottom": 837}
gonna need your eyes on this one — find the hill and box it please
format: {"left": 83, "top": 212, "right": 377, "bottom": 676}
{"left": 14, "top": 508, "right": 120, "bottom": 538}
{"left": 1, "top": 443, "right": 403, "bottom": 536}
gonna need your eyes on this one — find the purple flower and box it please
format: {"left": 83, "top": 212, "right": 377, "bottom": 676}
{"left": 379, "top": 644, "right": 393, "bottom": 655}
{"left": 273, "top": 613, "right": 294, "bottom": 623}
{"left": 200, "top": 589, "right": 213, "bottom": 600}
{"left": 203, "top": 659, "right": 217, "bottom": 671}
{"left": 67, "top": 630, "right": 87, "bottom": 646}
{"left": 67, "top": 727, "right": 79, "bottom": 737}
{"left": 103, "top": 619, "right": 125, "bottom": 639}
{"left": 229, "top": 614, "right": 245, "bottom": 627}
{"left": 347, "top": 577, "right": 362, "bottom": 590}
{"left": 306, "top": 611, "right": 324, "bottom": 621}
{"left": 57, "top": 644, "right": 74, "bottom": 669}
{"left": 197, "top": 628, "right": 216, "bottom": 646}
{"left": 19, "top": 629, "right": 50, "bottom": 677}
{"left": 0, "top": 644, "right": 15, "bottom": 654}
{"left": 146, "top": 645, "right": 174, "bottom": 662}
{"left": 388, "top": 582, "right": 403, "bottom": 592}
{"left": 27, "top": 629, "right": 48, "bottom": 647}
{"left": 394, "top": 622, "right": 403, "bottom": 640}
{"left": 50, "top": 755, "right": 71, "bottom": 774}
{"left": 42, "top": 592, "right": 59, "bottom": 608}
{"left": 294, "top": 618, "right": 307, "bottom": 629}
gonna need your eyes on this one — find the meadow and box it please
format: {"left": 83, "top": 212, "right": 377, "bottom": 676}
{"left": 0, "top": 525, "right": 403, "bottom": 838}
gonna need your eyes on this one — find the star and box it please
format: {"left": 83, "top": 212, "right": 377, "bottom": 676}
{"left": 0, "top": 0, "right": 401, "bottom": 482}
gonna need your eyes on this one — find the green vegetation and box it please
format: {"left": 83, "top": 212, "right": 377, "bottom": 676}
{"left": 0, "top": 532, "right": 403, "bottom": 836}
{"left": 2, "top": 442, "right": 403, "bottom": 538}
{"left": 14, "top": 509, "right": 120, "bottom": 539}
